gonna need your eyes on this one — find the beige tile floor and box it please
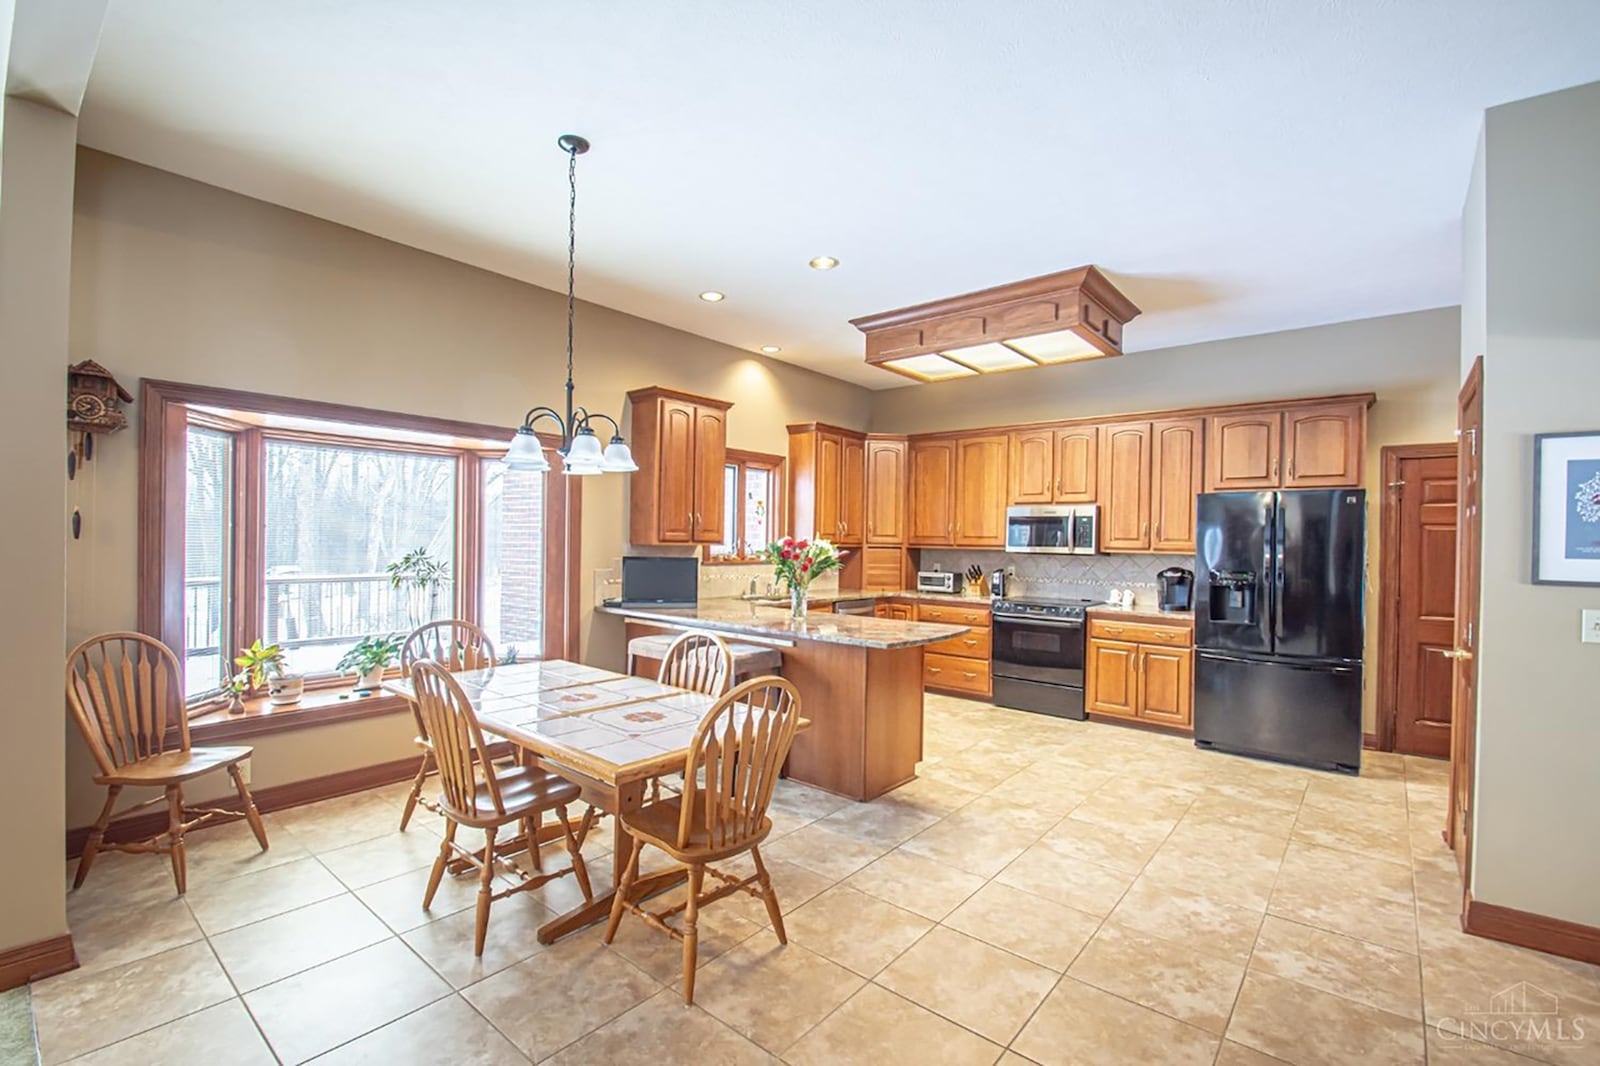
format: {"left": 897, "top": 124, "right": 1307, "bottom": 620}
{"left": 30, "top": 694, "right": 1600, "bottom": 1065}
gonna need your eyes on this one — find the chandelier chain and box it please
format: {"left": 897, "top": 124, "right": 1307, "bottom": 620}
{"left": 565, "top": 140, "right": 578, "bottom": 388}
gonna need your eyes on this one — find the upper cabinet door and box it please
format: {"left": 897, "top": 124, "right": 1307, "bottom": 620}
{"left": 954, "top": 435, "right": 1009, "bottom": 546}
{"left": 908, "top": 438, "right": 957, "bottom": 546}
{"left": 1099, "top": 421, "right": 1152, "bottom": 551}
{"left": 1007, "top": 429, "right": 1056, "bottom": 504}
{"left": 839, "top": 435, "right": 867, "bottom": 545}
{"left": 865, "top": 437, "right": 907, "bottom": 545}
{"left": 1205, "top": 412, "right": 1283, "bottom": 491}
{"left": 691, "top": 404, "right": 727, "bottom": 543}
{"left": 814, "top": 432, "right": 842, "bottom": 543}
{"left": 1150, "top": 418, "right": 1204, "bottom": 553}
{"left": 656, "top": 399, "right": 699, "bottom": 543}
{"left": 1283, "top": 402, "right": 1364, "bottom": 487}
{"left": 1055, "top": 425, "right": 1098, "bottom": 502}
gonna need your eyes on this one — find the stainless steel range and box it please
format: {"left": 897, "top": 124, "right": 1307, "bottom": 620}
{"left": 991, "top": 595, "right": 1099, "bottom": 720}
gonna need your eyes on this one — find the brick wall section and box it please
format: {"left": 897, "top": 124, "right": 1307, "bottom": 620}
{"left": 496, "top": 469, "right": 544, "bottom": 649}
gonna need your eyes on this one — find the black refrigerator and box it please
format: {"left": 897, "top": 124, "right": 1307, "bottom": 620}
{"left": 1193, "top": 489, "right": 1366, "bottom": 774}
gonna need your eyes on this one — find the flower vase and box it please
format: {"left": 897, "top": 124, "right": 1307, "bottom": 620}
{"left": 789, "top": 585, "right": 808, "bottom": 620}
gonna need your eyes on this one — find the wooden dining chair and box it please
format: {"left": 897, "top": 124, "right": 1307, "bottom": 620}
{"left": 410, "top": 660, "right": 594, "bottom": 956}
{"left": 647, "top": 631, "right": 734, "bottom": 802}
{"left": 65, "top": 632, "right": 268, "bottom": 895}
{"left": 397, "top": 619, "right": 497, "bottom": 830}
{"left": 604, "top": 676, "right": 801, "bottom": 1004}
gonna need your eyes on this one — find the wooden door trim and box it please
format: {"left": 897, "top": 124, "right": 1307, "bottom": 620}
{"left": 1374, "top": 441, "right": 1459, "bottom": 752}
{"left": 1449, "top": 356, "right": 1484, "bottom": 918}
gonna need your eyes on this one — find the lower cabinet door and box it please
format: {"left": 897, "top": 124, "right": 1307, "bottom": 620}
{"left": 1138, "top": 646, "right": 1193, "bottom": 727}
{"left": 1086, "top": 638, "right": 1139, "bottom": 717}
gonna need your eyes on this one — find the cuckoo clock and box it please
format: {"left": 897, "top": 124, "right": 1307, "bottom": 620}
{"left": 66, "top": 360, "right": 134, "bottom": 539}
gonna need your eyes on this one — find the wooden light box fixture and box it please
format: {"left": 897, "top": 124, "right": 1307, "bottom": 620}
{"left": 850, "top": 265, "right": 1141, "bottom": 383}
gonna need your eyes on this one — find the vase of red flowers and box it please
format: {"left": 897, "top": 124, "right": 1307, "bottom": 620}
{"left": 765, "top": 536, "right": 843, "bottom": 620}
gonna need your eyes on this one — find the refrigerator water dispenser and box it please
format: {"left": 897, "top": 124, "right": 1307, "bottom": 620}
{"left": 1207, "top": 570, "right": 1258, "bottom": 624}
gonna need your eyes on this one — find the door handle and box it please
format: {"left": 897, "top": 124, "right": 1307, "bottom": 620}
{"left": 1443, "top": 648, "right": 1474, "bottom": 661}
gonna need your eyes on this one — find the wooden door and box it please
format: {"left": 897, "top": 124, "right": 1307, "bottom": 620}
{"left": 691, "top": 404, "right": 727, "bottom": 543}
{"left": 1284, "top": 403, "right": 1364, "bottom": 487}
{"left": 865, "top": 438, "right": 907, "bottom": 545}
{"left": 1099, "top": 422, "right": 1152, "bottom": 551}
{"left": 1206, "top": 412, "right": 1282, "bottom": 491}
{"left": 1447, "top": 358, "right": 1483, "bottom": 886}
{"left": 1086, "top": 639, "right": 1139, "bottom": 717}
{"left": 1389, "top": 449, "right": 1459, "bottom": 758}
{"left": 954, "top": 435, "right": 1008, "bottom": 546}
{"left": 909, "top": 439, "right": 957, "bottom": 545}
{"left": 1055, "top": 425, "right": 1098, "bottom": 502}
{"left": 656, "top": 399, "right": 697, "bottom": 542}
{"left": 876, "top": 602, "right": 914, "bottom": 621}
{"left": 815, "top": 432, "right": 842, "bottom": 543}
{"left": 1008, "top": 428, "right": 1056, "bottom": 504}
{"left": 839, "top": 435, "right": 866, "bottom": 545}
{"left": 1150, "top": 418, "right": 1203, "bottom": 553}
{"left": 1137, "top": 646, "right": 1193, "bottom": 727}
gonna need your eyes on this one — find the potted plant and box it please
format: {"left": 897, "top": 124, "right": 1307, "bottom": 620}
{"left": 234, "top": 638, "right": 304, "bottom": 705}
{"left": 763, "top": 536, "right": 843, "bottom": 619}
{"left": 337, "top": 634, "right": 404, "bottom": 691}
{"left": 387, "top": 547, "right": 451, "bottom": 628}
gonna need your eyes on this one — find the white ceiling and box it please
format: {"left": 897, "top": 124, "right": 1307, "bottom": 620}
{"left": 77, "top": 1, "right": 1600, "bottom": 389}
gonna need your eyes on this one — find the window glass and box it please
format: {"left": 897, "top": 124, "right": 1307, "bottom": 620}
{"left": 184, "top": 427, "right": 233, "bottom": 697}
{"left": 744, "top": 466, "right": 772, "bottom": 554}
{"left": 481, "top": 462, "right": 545, "bottom": 660}
{"left": 710, "top": 464, "right": 739, "bottom": 558}
{"left": 262, "top": 440, "right": 456, "bottom": 675}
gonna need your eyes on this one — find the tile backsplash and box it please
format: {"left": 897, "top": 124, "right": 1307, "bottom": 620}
{"left": 918, "top": 550, "right": 1183, "bottom": 607}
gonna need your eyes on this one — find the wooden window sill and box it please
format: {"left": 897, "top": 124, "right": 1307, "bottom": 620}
{"left": 189, "top": 684, "right": 410, "bottom": 744}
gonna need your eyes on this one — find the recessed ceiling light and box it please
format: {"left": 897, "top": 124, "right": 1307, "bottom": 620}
{"left": 808, "top": 256, "right": 839, "bottom": 270}
{"left": 698, "top": 291, "right": 725, "bottom": 302}
{"left": 760, "top": 345, "right": 782, "bottom": 354}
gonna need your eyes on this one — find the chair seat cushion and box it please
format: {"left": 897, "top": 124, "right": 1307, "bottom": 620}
{"left": 622, "top": 788, "right": 772, "bottom": 862}
{"left": 462, "top": 765, "right": 582, "bottom": 822}
{"left": 97, "top": 745, "right": 254, "bottom": 786}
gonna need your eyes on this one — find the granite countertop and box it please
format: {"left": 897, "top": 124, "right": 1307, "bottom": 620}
{"left": 599, "top": 601, "right": 970, "bottom": 649}
{"left": 724, "top": 588, "right": 994, "bottom": 607}
{"left": 1088, "top": 603, "right": 1195, "bottom": 624}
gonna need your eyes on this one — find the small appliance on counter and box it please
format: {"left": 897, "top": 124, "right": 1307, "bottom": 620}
{"left": 989, "top": 567, "right": 1008, "bottom": 599}
{"left": 1157, "top": 567, "right": 1194, "bottom": 611}
{"left": 916, "top": 569, "right": 958, "bottom": 594}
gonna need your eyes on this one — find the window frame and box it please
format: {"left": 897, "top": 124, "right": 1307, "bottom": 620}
{"left": 702, "top": 449, "right": 785, "bottom": 564}
{"left": 139, "top": 379, "right": 580, "bottom": 737}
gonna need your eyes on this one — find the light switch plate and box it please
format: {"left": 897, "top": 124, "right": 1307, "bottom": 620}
{"left": 1583, "top": 609, "right": 1600, "bottom": 645}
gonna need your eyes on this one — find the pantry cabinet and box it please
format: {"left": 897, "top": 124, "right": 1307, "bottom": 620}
{"left": 627, "top": 386, "right": 731, "bottom": 545}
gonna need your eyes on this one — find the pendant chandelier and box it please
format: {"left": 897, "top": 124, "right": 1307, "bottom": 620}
{"left": 503, "top": 134, "right": 637, "bottom": 476}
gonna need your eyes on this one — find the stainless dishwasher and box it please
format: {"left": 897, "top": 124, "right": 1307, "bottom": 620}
{"left": 831, "top": 598, "right": 878, "bottom": 616}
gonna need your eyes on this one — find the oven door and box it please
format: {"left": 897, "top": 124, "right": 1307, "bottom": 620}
{"left": 992, "top": 615, "right": 1085, "bottom": 686}
{"left": 1005, "top": 513, "right": 1075, "bottom": 554}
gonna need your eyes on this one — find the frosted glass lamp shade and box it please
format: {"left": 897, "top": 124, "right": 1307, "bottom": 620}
{"left": 503, "top": 428, "right": 551, "bottom": 472}
{"left": 600, "top": 438, "right": 638, "bottom": 472}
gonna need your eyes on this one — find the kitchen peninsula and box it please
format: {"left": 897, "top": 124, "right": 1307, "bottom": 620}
{"left": 600, "top": 601, "right": 968, "bottom": 800}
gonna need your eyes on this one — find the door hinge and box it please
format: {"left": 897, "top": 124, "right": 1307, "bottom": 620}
{"left": 1387, "top": 480, "right": 1405, "bottom": 493}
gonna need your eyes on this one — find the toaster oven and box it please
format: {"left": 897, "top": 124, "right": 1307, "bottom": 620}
{"left": 915, "top": 570, "right": 958, "bottom": 594}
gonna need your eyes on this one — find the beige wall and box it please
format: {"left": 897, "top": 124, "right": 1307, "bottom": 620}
{"left": 1468, "top": 80, "right": 1600, "bottom": 927}
{"left": 0, "top": 94, "right": 75, "bottom": 952}
{"left": 65, "top": 149, "right": 872, "bottom": 827}
{"left": 873, "top": 309, "right": 1464, "bottom": 733}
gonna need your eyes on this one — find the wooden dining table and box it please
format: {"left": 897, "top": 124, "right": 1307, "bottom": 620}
{"left": 384, "top": 658, "right": 774, "bottom": 944}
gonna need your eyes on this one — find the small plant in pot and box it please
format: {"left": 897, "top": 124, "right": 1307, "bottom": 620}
{"left": 337, "top": 634, "right": 403, "bottom": 692}
{"left": 235, "top": 638, "right": 304, "bottom": 706}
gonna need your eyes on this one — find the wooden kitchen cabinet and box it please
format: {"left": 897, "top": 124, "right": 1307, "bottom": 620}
{"left": 789, "top": 424, "right": 866, "bottom": 546}
{"left": 1206, "top": 402, "right": 1365, "bottom": 491}
{"left": 1086, "top": 616, "right": 1194, "bottom": 730}
{"left": 865, "top": 436, "right": 907, "bottom": 544}
{"left": 627, "top": 386, "right": 732, "bottom": 545}
{"left": 918, "top": 601, "right": 992, "bottom": 697}
{"left": 954, "top": 434, "right": 1008, "bottom": 546}
{"left": 1283, "top": 402, "right": 1364, "bottom": 487}
{"left": 1150, "top": 418, "right": 1204, "bottom": 553}
{"left": 875, "top": 601, "right": 915, "bottom": 621}
{"left": 909, "top": 438, "right": 958, "bottom": 546}
{"left": 1008, "top": 425, "right": 1098, "bottom": 505}
{"left": 1099, "top": 421, "right": 1152, "bottom": 551}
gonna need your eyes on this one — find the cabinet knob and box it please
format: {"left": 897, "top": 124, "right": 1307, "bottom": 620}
{"left": 1288, "top": 460, "right": 1296, "bottom": 480}
{"left": 1272, "top": 460, "right": 1280, "bottom": 480}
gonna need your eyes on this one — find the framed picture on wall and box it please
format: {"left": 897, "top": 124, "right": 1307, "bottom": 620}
{"left": 1533, "top": 430, "right": 1600, "bottom": 585}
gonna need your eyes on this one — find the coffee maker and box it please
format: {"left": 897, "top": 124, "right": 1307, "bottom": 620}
{"left": 1157, "top": 567, "right": 1194, "bottom": 612}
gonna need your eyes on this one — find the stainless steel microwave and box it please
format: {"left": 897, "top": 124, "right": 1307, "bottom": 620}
{"left": 1005, "top": 505, "right": 1099, "bottom": 555}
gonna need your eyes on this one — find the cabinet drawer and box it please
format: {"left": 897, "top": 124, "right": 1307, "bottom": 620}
{"left": 925, "top": 629, "right": 991, "bottom": 660}
{"left": 923, "top": 653, "right": 991, "bottom": 695}
{"left": 1088, "top": 619, "right": 1192, "bottom": 647}
{"left": 915, "top": 602, "right": 992, "bottom": 627}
